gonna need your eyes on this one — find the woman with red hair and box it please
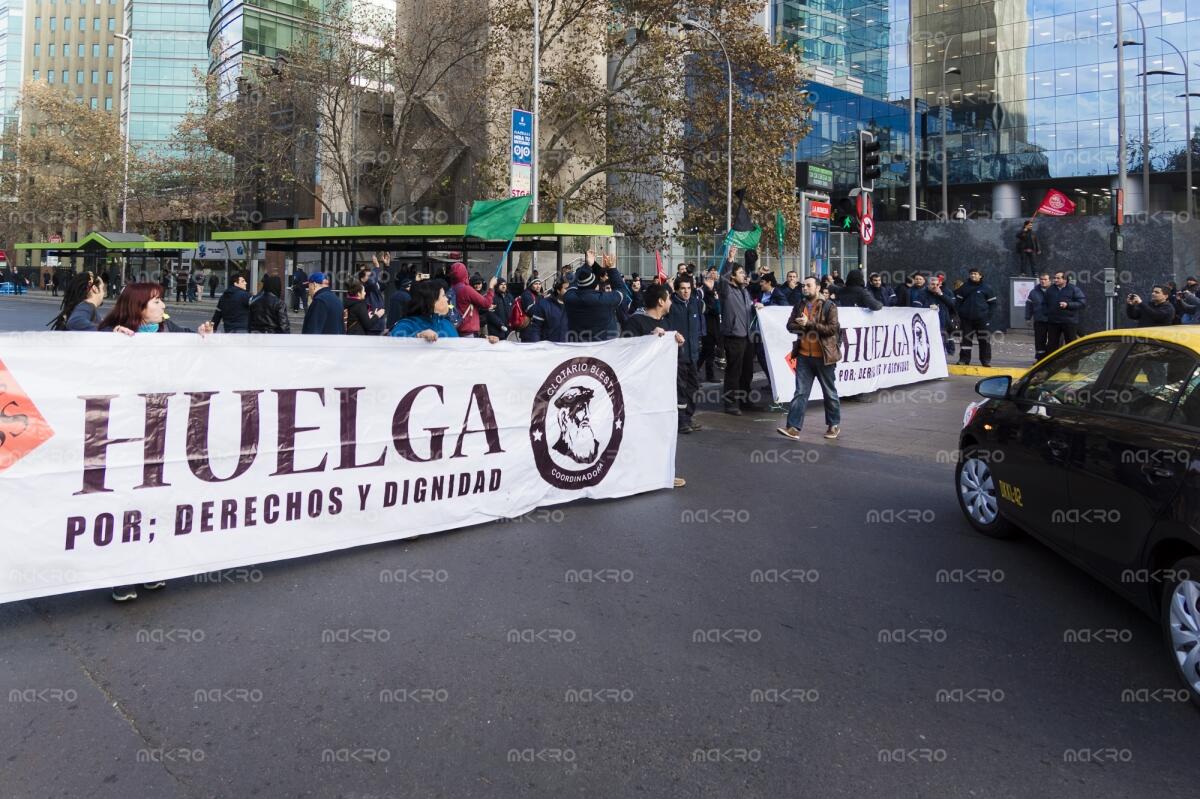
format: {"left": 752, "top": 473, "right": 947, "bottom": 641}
{"left": 98, "top": 283, "right": 210, "bottom": 601}
{"left": 99, "top": 282, "right": 214, "bottom": 337}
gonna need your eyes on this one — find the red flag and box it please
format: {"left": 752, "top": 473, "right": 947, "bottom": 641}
{"left": 655, "top": 250, "right": 666, "bottom": 284}
{"left": 1036, "top": 189, "right": 1076, "bottom": 217}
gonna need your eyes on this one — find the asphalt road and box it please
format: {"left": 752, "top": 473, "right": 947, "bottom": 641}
{"left": 0, "top": 293, "right": 1191, "bottom": 798}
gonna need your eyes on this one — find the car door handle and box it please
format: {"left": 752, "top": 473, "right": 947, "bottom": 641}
{"left": 1142, "top": 464, "right": 1175, "bottom": 481}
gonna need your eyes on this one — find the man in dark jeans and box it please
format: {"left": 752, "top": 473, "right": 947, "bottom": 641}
{"left": 717, "top": 257, "right": 763, "bottom": 415}
{"left": 777, "top": 276, "right": 841, "bottom": 441}
{"left": 953, "top": 268, "right": 998, "bottom": 366}
{"left": 1025, "top": 272, "right": 1051, "bottom": 363}
{"left": 1043, "top": 270, "right": 1087, "bottom": 350}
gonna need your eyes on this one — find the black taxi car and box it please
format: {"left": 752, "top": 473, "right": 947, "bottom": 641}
{"left": 956, "top": 327, "right": 1200, "bottom": 705}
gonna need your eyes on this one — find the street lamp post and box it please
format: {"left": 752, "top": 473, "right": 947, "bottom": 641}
{"left": 940, "top": 34, "right": 960, "bottom": 221}
{"left": 532, "top": 0, "right": 539, "bottom": 225}
{"left": 1126, "top": 3, "right": 1150, "bottom": 210}
{"left": 1116, "top": 1, "right": 1128, "bottom": 206}
{"left": 114, "top": 32, "right": 132, "bottom": 234}
{"left": 908, "top": 11, "right": 916, "bottom": 221}
{"left": 1144, "top": 38, "right": 1193, "bottom": 218}
{"left": 683, "top": 18, "right": 733, "bottom": 233}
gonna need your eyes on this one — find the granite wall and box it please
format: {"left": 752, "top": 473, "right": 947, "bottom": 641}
{"left": 868, "top": 218, "right": 1189, "bottom": 333}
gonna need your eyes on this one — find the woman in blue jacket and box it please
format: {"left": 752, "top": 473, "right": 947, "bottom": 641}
{"left": 389, "top": 280, "right": 460, "bottom": 341}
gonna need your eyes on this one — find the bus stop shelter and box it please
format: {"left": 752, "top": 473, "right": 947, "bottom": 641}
{"left": 15, "top": 232, "right": 197, "bottom": 286}
{"left": 211, "top": 223, "right": 614, "bottom": 285}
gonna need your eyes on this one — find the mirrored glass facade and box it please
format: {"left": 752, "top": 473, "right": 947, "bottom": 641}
{"left": 788, "top": 0, "right": 1200, "bottom": 216}
{"left": 123, "top": 0, "right": 208, "bottom": 153}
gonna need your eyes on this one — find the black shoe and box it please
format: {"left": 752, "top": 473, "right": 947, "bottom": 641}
{"left": 678, "top": 425, "right": 693, "bottom": 434}
{"left": 686, "top": 422, "right": 704, "bottom": 432}
{"left": 724, "top": 406, "right": 743, "bottom": 416}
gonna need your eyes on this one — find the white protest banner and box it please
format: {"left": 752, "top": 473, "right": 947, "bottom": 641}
{"left": 757, "top": 306, "right": 949, "bottom": 403}
{"left": 0, "top": 334, "right": 678, "bottom": 603}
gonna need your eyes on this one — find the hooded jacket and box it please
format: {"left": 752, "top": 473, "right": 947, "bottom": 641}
{"left": 835, "top": 269, "right": 883, "bottom": 310}
{"left": 717, "top": 272, "right": 754, "bottom": 337}
{"left": 448, "top": 262, "right": 493, "bottom": 336}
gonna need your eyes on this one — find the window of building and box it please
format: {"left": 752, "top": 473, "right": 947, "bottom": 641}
{"left": 92, "top": 17, "right": 99, "bottom": 30}
{"left": 32, "top": 70, "right": 40, "bottom": 80}
{"left": 92, "top": 43, "right": 98, "bottom": 56}
{"left": 107, "top": 18, "right": 114, "bottom": 30}
{"left": 61, "top": 70, "right": 67, "bottom": 83}
{"left": 77, "top": 43, "right": 83, "bottom": 56}
{"left": 77, "top": 17, "right": 84, "bottom": 30}
{"left": 90, "top": 70, "right": 96, "bottom": 83}
{"left": 47, "top": 70, "right": 54, "bottom": 83}
{"left": 33, "top": 43, "right": 39, "bottom": 56}
{"left": 105, "top": 70, "right": 112, "bottom": 84}
{"left": 34, "top": 17, "right": 42, "bottom": 30}
{"left": 90, "top": 97, "right": 97, "bottom": 109}
{"left": 46, "top": 43, "right": 53, "bottom": 56}
{"left": 48, "top": 17, "right": 55, "bottom": 30}
{"left": 75, "top": 70, "right": 82, "bottom": 84}
{"left": 104, "top": 97, "right": 111, "bottom": 110}
{"left": 106, "top": 43, "right": 112, "bottom": 57}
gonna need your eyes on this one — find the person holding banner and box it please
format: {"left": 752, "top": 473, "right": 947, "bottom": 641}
{"left": 388, "top": 280, "right": 460, "bottom": 341}
{"left": 665, "top": 274, "right": 705, "bottom": 434}
{"left": 778, "top": 276, "right": 841, "bottom": 441}
{"left": 99, "top": 283, "right": 214, "bottom": 337}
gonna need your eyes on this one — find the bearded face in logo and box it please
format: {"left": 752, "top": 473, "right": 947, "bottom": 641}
{"left": 552, "top": 386, "right": 600, "bottom": 464}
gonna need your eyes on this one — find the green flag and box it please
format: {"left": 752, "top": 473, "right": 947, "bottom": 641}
{"left": 465, "top": 195, "right": 534, "bottom": 241}
{"left": 725, "top": 225, "right": 762, "bottom": 251}
{"left": 775, "top": 210, "right": 786, "bottom": 252}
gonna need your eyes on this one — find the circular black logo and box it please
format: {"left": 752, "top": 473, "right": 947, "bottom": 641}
{"left": 530, "top": 357, "right": 625, "bottom": 489}
{"left": 911, "top": 313, "right": 931, "bottom": 375}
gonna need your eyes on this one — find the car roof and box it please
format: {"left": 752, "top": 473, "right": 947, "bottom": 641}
{"left": 1072, "top": 326, "right": 1200, "bottom": 354}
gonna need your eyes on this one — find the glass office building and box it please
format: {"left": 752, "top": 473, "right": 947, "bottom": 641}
{"left": 770, "top": 0, "right": 891, "bottom": 100}
{"left": 123, "top": 0, "right": 209, "bottom": 153}
{"left": 208, "top": 0, "right": 323, "bottom": 93}
{"left": 788, "top": 0, "right": 1200, "bottom": 217}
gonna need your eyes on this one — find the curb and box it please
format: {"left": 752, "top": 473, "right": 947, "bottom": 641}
{"left": 948, "top": 364, "right": 1027, "bottom": 379}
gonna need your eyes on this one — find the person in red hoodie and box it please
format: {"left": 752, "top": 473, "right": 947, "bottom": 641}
{"left": 448, "top": 261, "right": 497, "bottom": 337}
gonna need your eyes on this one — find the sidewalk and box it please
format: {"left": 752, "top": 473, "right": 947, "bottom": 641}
{"left": 947, "top": 327, "right": 1033, "bottom": 378}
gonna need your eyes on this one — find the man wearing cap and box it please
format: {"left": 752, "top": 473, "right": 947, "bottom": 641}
{"left": 301, "top": 271, "right": 345, "bottom": 334}
{"left": 386, "top": 275, "right": 414, "bottom": 329}
{"left": 953, "top": 267, "right": 998, "bottom": 367}
{"left": 563, "top": 249, "right": 629, "bottom": 342}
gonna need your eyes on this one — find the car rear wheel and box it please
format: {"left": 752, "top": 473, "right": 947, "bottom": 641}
{"left": 1161, "top": 557, "right": 1200, "bottom": 707}
{"left": 955, "top": 447, "right": 1017, "bottom": 539}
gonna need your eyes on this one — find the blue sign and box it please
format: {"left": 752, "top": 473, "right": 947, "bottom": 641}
{"left": 511, "top": 109, "right": 533, "bottom": 166}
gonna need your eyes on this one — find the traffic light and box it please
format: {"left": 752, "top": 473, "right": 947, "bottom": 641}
{"left": 858, "top": 131, "right": 882, "bottom": 192}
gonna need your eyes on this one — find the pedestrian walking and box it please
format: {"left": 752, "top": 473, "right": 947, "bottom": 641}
{"left": 954, "top": 268, "right": 998, "bottom": 367}
{"left": 211, "top": 270, "right": 251, "bottom": 333}
{"left": 208, "top": 272, "right": 220, "bottom": 299}
{"left": 777, "top": 276, "right": 841, "bottom": 441}
{"left": 291, "top": 265, "right": 309, "bottom": 312}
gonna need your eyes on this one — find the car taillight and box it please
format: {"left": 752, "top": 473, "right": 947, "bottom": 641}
{"left": 963, "top": 400, "right": 984, "bottom": 428}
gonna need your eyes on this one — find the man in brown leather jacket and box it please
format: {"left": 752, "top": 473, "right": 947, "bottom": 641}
{"left": 778, "top": 276, "right": 842, "bottom": 441}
